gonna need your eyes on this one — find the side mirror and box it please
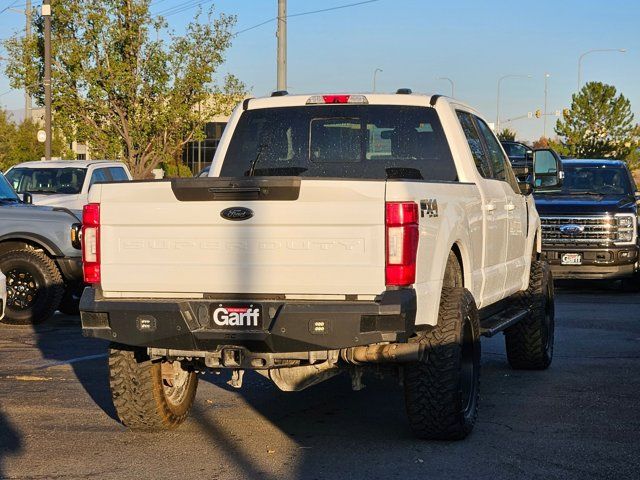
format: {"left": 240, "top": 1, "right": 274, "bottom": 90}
{"left": 23, "top": 192, "right": 33, "bottom": 204}
{"left": 532, "top": 149, "right": 563, "bottom": 189}
{"left": 518, "top": 181, "right": 533, "bottom": 196}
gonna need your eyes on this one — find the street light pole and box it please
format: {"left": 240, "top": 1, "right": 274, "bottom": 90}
{"left": 543, "top": 73, "right": 550, "bottom": 138}
{"left": 276, "top": 0, "right": 287, "bottom": 91}
{"left": 372, "top": 68, "right": 382, "bottom": 92}
{"left": 577, "top": 48, "right": 626, "bottom": 91}
{"left": 496, "top": 74, "right": 532, "bottom": 132}
{"left": 437, "top": 77, "right": 454, "bottom": 97}
{"left": 43, "top": 0, "right": 52, "bottom": 160}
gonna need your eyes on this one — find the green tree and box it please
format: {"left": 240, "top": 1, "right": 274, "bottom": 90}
{"left": 555, "top": 82, "right": 639, "bottom": 159}
{"left": 4, "top": 1, "right": 245, "bottom": 179}
{"left": 532, "top": 136, "right": 571, "bottom": 156}
{"left": 0, "top": 108, "right": 68, "bottom": 170}
{"left": 497, "top": 128, "right": 516, "bottom": 142}
{"left": 0, "top": 109, "right": 14, "bottom": 169}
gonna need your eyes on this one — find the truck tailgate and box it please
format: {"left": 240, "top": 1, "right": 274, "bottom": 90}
{"left": 97, "top": 179, "right": 386, "bottom": 296}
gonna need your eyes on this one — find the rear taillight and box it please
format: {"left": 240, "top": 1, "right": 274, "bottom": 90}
{"left": 82, "top": 203, "right": 100, "bottom": 284}
{"left": 385, "top": 201, "right": 419, "bottom": 287}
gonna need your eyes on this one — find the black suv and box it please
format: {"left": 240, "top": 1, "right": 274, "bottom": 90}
{"left": 534, "top": 157, "right": 639, "bottom": 283}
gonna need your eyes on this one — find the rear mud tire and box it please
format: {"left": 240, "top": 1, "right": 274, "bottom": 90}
{"left": 109, "top": 343, "right": 198, "bottom": 431}
{"left": 505, "top": 260, "right": 555, "bottom": 370}
{"left": 404, "top": 287, "right": 481, "bottom": 440}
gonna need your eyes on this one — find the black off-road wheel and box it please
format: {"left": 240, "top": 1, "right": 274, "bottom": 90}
{"left": 109, "top": 343, "right": 198, "bottom": 431}
{"left": 505, "top": 260, "right": 554, "bottom": 370}
{"left": 404, "top": 287, "right": 481, "bottom": 440}
{"left": 0, "top": 249, "right": 64, "bottom": 325}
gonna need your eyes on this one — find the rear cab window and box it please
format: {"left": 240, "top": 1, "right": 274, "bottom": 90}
{"left": 220, "top": 105, "right": 457, "bottom": 181}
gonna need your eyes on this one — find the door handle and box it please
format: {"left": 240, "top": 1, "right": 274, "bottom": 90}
{"left": 505, "top": 203, "right": 515, "bottom": 211}
{"left": 485, "top": 203, "right": 496, "bottom": 212}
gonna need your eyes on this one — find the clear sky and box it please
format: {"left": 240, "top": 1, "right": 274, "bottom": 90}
{"left": 1, "top": 0, "right": 638, "bottom": 142}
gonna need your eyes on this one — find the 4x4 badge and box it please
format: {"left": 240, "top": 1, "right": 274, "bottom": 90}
{"left": 420, "top": 199, "right": 438, "bottom": 218}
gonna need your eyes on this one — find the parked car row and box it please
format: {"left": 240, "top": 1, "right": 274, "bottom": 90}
{"left": 0, "top": 160, "right": 132, "bottom": 324}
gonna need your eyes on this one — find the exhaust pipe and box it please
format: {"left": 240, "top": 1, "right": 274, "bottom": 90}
{"left": 341, "top": 342, "right": 423, "bottom": 364}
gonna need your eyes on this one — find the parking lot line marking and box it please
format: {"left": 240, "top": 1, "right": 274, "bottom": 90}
{"left": 18, "top": 353, "right": 108, "bottom": 370}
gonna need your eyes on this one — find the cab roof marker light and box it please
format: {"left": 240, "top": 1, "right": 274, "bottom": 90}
{"left": 306, "top": 94, "right": 369, "bottom": 105}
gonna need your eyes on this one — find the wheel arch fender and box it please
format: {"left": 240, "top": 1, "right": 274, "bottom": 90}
{"left": 0, "top": 233, "right": 62, "bottom": 257}
{"left": 415, "top": 215, "right": 476, "bottom": 327}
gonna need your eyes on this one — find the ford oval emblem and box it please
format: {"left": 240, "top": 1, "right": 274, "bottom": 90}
{"left": 221, "top": 207, "right": 254, "bottom": 221}
{"left": 559, "top": 224, "right": 584, "bottom": 235}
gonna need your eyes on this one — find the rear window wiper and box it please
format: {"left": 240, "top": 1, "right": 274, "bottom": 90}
{"left": 385, "top": 167, "right": 424, "bottom": 180}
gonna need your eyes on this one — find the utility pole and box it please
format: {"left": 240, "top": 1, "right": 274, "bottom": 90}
{"left": 43, "top": 0, "right": 52, "bottom": 160}
{"left": 25, "top": 0, "right": 32, "bottom": 122}
{"left": 276, "top": 0, "right": 287, "bottom": 91}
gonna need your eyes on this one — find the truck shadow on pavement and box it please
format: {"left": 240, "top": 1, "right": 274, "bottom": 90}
{"left": 31, "top": 313, "right": 117, "bottom": 421}
{"left": 0, "top": 408, "right": 22, "bottom": 479}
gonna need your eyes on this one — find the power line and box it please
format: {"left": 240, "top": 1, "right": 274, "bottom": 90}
{"left": 155, "top": 0, "right": 215, "bottom": 17}
{"left": 0, "top": 1, "right": 23, "bottom": 15}
{"left": 234, "top": 0, "right": 379, "bottom": 36}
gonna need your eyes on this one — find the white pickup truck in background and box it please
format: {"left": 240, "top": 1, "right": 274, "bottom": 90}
{"left": 5, "top": 160, "right": 132, "bottom": 210}
{"left": 80, "top": 90, "right": 558, "bottom": 440}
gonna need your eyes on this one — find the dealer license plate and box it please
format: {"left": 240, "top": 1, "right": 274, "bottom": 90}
{"left": 207, "top": 303, "right": 263, "bottom": 329}
{"left": 561, "top": 253, "right": 582, "bottom": 265}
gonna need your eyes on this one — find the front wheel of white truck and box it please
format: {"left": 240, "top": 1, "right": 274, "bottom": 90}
{"left": 403, "top": 287, "right": 481, "bottom": 440}
{"left": 109, "top": 343, "right": 198, "bottom": 430}
{"left": 505, "top": 260, "right": 554, "bottom": 370}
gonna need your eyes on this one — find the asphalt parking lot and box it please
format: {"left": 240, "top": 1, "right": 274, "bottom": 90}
{"left": 1, "top": 283, "right": 639, "bottom": 480}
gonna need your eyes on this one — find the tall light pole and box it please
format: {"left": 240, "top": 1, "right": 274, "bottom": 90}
{"left": 496, "top": 74, "right": 532, "bottom": 132}
{"left": 577, "top": 48, "right": 626, "bottom": 91}
{"left": 543, "top": 73, "right": 550, "bottom": 138}
{"left": 43, "top": 0, "right": 52, "bottom": 160}
{"left": 436, "top": 77, "right": 454, "bottom": 97}
{"left": 372, "top": 68, "right": 382, "bottom": 92}
{"left": 276, "top": 0, "right": 287, "bottom": 91}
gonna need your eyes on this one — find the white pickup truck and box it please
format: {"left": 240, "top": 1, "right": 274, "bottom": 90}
{"left": 80, "top": 91, "right": 558, "bottom": 440}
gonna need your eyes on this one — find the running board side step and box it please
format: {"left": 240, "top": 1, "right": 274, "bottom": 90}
{"left": 480, "top": 308, "right": 529, "bottom": 337}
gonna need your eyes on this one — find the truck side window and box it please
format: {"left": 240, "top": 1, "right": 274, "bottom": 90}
{"left": 456, "top": 111, "right": 492, "bottom": 178}
{"left": 474, "top": 117, "right": 506, "bottom": 180}
{"left": 474, "top": 117, "right": 521, "bottom": 193}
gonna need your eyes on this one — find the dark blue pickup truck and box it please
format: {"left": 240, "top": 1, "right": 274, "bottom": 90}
{"left": 534, "top": 157, "right": 639, "bottom": 283}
